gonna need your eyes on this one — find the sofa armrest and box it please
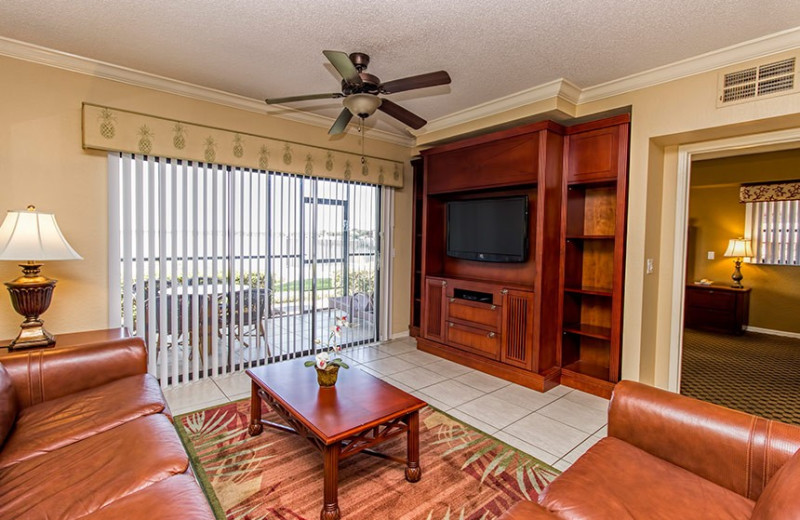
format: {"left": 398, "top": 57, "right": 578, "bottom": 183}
{"left": 608, "top": 380, "right": 800, "bottom": 500}
{"left": 497, "top": 501, "right": 560, "bottom": 519}
{"left": 0, "top": 332, "right": 148, "bottom": 409}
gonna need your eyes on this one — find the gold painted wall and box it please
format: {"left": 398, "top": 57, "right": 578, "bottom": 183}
{"left": 688, "top": 150, "right": 800, "bottom": 334}
{"left": 0, "top": 55, "right": 413, "bottom": 341}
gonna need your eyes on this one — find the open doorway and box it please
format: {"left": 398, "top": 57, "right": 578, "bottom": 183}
{"left": 679, "top": 149, "right": 800, "bottom": 424}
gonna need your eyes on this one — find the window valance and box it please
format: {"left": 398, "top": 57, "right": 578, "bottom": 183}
{"left": 739, "top": 180, "right": 800, "bottom": 203}
{"left": 82, "top": 103, "right": 404, "bottom": 188}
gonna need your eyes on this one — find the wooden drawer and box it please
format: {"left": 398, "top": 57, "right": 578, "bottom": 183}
{"left": 445, "top": 322, "right": 501, "bottom": 360}
{"left": 686, "top": 288, "right": 735, "bottom": 310}
{"left": 446, "top": 298, "right": 501, "bottom": 330}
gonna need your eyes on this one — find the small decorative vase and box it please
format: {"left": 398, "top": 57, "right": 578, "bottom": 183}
{"left": 316, "top": 365, "right": 340, "bottom": 387}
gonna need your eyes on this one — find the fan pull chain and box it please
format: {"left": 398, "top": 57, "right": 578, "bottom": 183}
{"left": 360, "top": 118, "right": 366, "bottom": 164}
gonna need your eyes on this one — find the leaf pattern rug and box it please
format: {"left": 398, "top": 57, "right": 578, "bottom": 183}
{"left": 175, "top": 400, "right": 559, "bottom": 520}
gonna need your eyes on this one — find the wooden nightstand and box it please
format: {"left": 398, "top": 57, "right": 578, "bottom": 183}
{"left": 684, "top": 284, "right": 751, "bottom": 335}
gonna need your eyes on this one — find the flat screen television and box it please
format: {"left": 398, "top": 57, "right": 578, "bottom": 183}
{"left": 446, "top": 196, "right": 529, "bottom": 263}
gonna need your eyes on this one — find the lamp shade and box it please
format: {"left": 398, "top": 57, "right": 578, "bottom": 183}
{"left": 724, "top": 238, "right": 753, "bottom": 259}
{"left": 0, "top": 206, "right": 82, "bottom": 262}
{"left": 343, "top": 94, "right": 382, "bottom": 118}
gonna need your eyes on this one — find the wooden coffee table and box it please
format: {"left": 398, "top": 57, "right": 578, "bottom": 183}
{"left": 246, "top": 361, "right": 427, "bottom": 520}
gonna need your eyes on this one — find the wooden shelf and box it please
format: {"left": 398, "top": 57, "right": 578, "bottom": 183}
{"left": 561, "top": 360, "right": 610, "bottom": 381}
{"left": 563, "top": 323, "right": 612, "bottom": 340}
{"left": 563, "top": 286, "right": 613, "bottom": 297}
{"left": 566, "top": 235, "right": 615, "bottom": 240}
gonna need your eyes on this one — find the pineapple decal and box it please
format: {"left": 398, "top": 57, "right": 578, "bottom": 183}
{"left": 283, "top": 144, "right": 292, "bottom": 165}
{"left": 305, "top": 154, "right": 313, "bottom": 176}
{"left": 344, "top": 160, "right": 352, "bottom": 180}
{"left": 98, "top": 108, "right": 116, "bottom": 139}
{"left": 172, "top": 123, "right": 187, "bottom": 150}
{"left": 204, "top": 136, "right": 217, "bottom": 163}
{"left": 137, "top": 125, "right": 154, "bottom": 154}
{"left": 258, "top": 145, "right": 269, "bottom": 170}
{"left": 393, "top": 163, "right": 400, "bottom": 181}
{"left": 232, "top": 134, "right": 244, "bottom": 158}
{"left": 361, "top": 158, "right": 369, "bottom": 177}
{"left": 378, "top": 166, "right": 385, "bottom": 184}
{"left": 325, "top": 152, "right": 334, "bottom": 172}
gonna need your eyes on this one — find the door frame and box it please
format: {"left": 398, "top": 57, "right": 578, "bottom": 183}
{"left": 668, "top": 127, "right": 800, "bottom": 392}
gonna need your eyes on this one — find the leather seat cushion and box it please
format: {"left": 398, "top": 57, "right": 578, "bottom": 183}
{"left": 499, "top": 500, "right": 561, "bottom": 519}
{"left": 81, "top": 474, "right": 216, "bottom": 520}
{"left": 538, "top": 437, "right": 755, "bottom": 520}
{"left": 0, "top": 414, "right": 189, "bottom": 520}
{"left": 0, "top": 364, "right": 17, "bottom": 448}
{"left": 0, "top": 373, "right": 166, "bottom": 468}
{"left": 751, "top": 448, "right": 800, "bottom": 520}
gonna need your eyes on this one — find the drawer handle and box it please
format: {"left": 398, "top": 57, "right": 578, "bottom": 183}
{"left": 442, "top": 280, "right": 447, "bottom": 286}
{"left": 449, "top": 322, "right": 454, "bottom": 327}
{"left": 450, "top": 298, "right": 455, "bottom": 303}
{"left": 501, "top": 289, "right": 508, "bottom": 295}
{"left": 487, "top": 332, "right": 496, "bottom": 338}
{"left": 491, "top": 305, "right": 496, "bottom": 311}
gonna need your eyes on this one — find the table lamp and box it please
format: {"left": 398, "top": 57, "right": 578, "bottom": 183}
{"left": 724, "top": 238, "right": 753, "bottom": 289}
{"left": 0, "top": 205, "right": 82, "bottom": 349}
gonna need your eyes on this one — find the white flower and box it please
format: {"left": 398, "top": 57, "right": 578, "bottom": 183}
{"left": 315, "top": 352, "right": 329, "bottom": 370}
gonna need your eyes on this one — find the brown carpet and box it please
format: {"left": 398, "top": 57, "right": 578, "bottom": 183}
{"left": 681, "top": 328, "right": 800, "bottom": 425}
{"left": 176, "top": 400, "right": 559, "bottom": 520}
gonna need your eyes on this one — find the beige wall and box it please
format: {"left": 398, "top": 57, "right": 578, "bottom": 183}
{"left": 688, "top": 150, "right": 800, "bottom": 334}
{"left": 415, "top": 49, "right": 800, "bottom": 388}
{"left": 0, "top": 55, "right": 413, "bottom": 341}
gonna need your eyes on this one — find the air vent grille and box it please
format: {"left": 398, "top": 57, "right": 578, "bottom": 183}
{"left": 719, "top": 56, "right": 797, "bottom": 106}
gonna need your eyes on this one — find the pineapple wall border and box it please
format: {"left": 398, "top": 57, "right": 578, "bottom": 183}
{"left": 82, "top": 103, "right": 404, "bottom": 188}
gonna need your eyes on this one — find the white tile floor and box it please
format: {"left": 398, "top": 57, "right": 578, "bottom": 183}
{"left": 163, "top": 336, "right": 609, "bottom": 472}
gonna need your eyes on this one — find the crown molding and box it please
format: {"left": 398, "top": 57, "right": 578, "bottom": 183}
{"left": 579, "top": 26, "right": 800, "bottom": 103}
{"left": 0, "top": 36, "right": 413, "bottom": 148}
{"left": 412, "top": 78, "right": 579, "bottom": 137}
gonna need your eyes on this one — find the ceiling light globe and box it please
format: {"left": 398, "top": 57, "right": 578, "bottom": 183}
{"left": 344, "top": 94, "right": 382, "bottom": 118}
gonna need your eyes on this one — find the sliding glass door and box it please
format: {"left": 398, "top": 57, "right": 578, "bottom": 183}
{"left": 110, "top": 153, "right": 381, "bottom": 386}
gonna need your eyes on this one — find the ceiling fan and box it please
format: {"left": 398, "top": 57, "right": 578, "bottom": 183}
{"left": 266, "top": 50, "right": 451, "bottom": 135}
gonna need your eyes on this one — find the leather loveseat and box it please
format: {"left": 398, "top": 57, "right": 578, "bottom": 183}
{"left": 0, "top": 330, "right": 215, "bottom": 519}
{"left": 501, "top": 380, "right": 800, "bottom": 520}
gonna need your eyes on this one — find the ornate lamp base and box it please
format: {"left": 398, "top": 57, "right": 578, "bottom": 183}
{"left": 5, "top": 263, "right": 57, "bottom": 350}
{"left": 730, "top": 259, "right": 744, "bottom": 289}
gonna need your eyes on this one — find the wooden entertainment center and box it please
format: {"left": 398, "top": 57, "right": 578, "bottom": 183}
{"left": 411, "top": 115, "right": 629, "bottom": 398}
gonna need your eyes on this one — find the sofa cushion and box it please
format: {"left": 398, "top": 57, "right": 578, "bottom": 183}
{"left": 538, "top": 437, "right": 755, "bottom": 520}
{"left": 0, "top": 413, "right": 189, "bottom": 520}
{"left": 80, "top": 474, "right": 216, "bottom": 520}
{"left": 0, "top": 373, "right": 166, "bottom": 469}
{"left": 0, "top": 363, "right": 17, "bottom": 447}
{"left": 751, "top": 448, "right": 800, "bottom": 520}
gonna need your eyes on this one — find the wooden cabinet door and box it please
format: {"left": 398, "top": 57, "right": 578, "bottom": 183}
{"left": 422, "top": 277, "right": 447, "bottom": 342}
{"left": 565, "top": 123, "right": 628, "bottom": 183}
{"left": 501, "top": 289, "right": 534, "bottom": 370}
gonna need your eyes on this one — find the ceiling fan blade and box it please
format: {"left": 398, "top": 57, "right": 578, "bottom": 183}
{"left": 380, "top": 71, "right": 451, "bottom": 94}
{"left": 329, "top": 107, "right": 354, "bottom": 135}
{"left": 378, "top": 99, "right": 427, "bottom": 129}
{"left": 266, "top": 93, "right": 343, "bottom": 104}
{"left": 323, "top": 50, "right": 363, "bottom": 86}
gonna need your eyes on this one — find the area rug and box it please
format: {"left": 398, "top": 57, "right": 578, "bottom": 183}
{"left": 175, "top": 399, "right": 559, "bottom": 520}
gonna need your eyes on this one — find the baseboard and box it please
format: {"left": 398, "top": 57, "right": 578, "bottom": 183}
{"left": 390, "top": 331, "right": 410, "bottom": 340}
{"left": 745, "top": 325, "right": 800, "bottom": 339}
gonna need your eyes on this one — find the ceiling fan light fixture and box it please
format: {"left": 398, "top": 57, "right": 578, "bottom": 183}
{"left": 343, "top": 94, "right": 382, "bottom": 118}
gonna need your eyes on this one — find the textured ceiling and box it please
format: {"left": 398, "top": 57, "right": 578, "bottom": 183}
{"left": 2, "top": 1, "right": 800, "bottom": 136}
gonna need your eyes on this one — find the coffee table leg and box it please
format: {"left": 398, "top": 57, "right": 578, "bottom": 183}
{"left": 321, "top": 443, "right": 341, "bottom": 520}
{"left": 248, "top": 380, "right": 263, "bottom": 436}
{"left": 405, "top": 410, "right": 421, "bottom": 482}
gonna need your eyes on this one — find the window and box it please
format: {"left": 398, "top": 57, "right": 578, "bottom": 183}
{"left": 108, "top": 153, "right": 382, "bottom": 386}
{"left": 745, "top": 199, "right": 800, "bottom": 265}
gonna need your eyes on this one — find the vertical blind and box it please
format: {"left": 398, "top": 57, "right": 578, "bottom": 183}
{"left": 745, "top": 200, "right": 800, "bottom": 265}
{"left": 108, "top": 153, "right": 384, "bottom": 386}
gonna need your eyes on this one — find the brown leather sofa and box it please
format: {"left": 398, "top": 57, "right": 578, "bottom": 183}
{"left": 501, "top": 380, "right": 800, "bottom": 520}
{"left": 0, "top": 331, "right": 215, "bottom": 519}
